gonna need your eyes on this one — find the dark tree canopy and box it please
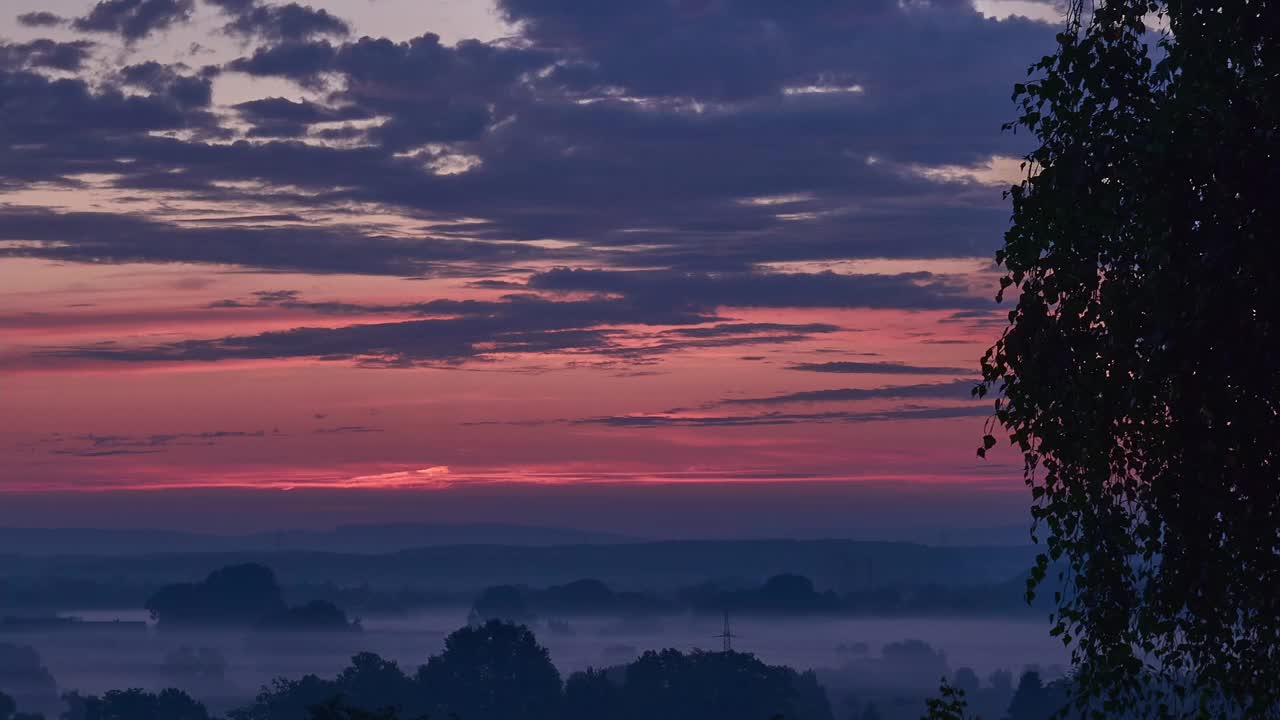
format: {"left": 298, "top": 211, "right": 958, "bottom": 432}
{"left": 305, "top": 699, "right": 402, "bottom": 720}
{"left": 145, "top": 564, "right": 286, "bottom": 627}
{"left": 232, "top": 622, "right": 834, "bottom": 720}
{"left": 468, "top": 584, "right": 536, "bottom": 625}
{"left": 1004, "top": 671, "right": 1068, "bottom": 720}
{"left": 256, "top": 600, "right": 359, "bottom": 633}
{"left": 0, "top": 644, "right": 58, "bottom": 716}
{"left": 62, "top": 689, "right": 210, "bottom": 720}
{"left": 562, "top": 668, "right": 622, "bottom": 720}
{"left": 419, "top": 620, "right": 562, "bottom": 720}
{"left": 618, "top": 649, "right": 833, "bottom": 720}
{"left": 330, "top": 654, "right": 417, "bottom": 716}
{"left": 230, "top": 653, "right": 418, "bottom": 720}
{"left": 978, "top": 0, "right": 1280, "bottom": 717}
{"left": 924, "top": 681, "right": 979, "bottom": 720}
{"left": 0, "top": 691, "right": 35, "bottom": 720}
{"left": 146, "top": 564, "right": 358, "bottom": 633}
{"left": 234, "top": 624, "right": 562, "bottom": 720}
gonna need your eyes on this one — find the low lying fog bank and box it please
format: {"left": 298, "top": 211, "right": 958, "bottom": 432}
{"left": 1, "top": 609, "right": 1067, "bottom": 715}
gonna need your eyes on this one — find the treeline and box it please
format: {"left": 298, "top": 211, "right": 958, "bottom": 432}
{"left": 680, "top": 573, "right": 1048, "bottom": 616}
{"left": 2, "top": 567, "right": 1048, "bottom": 621}
{"left": 832, "top": 668, "right": 1070, "bottom": 720}
{"left": 145, "top": 565, "right": 358, "bottom": 633}
{"left": 233, "top": 622, "right": 831, "bottom": 720}
{"left": 0, "top": 579, "right": 465, "bottom": 617}
{"left": 0, "top": 623, "right": 1083, "bottom": 720}
{"left": 0, "top": 540, "right": 1035, "bottom": 606}
{"left": 0, "top": 621, "right": 834, "bottom": 720}
{"left": 0, "top": 575, "right": 1044, "bottom": 619}
{"left": 470, "top": 573, "right": 1049, "bottom": 622}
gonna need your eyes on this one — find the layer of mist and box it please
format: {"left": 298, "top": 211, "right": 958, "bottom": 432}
{"left": 2, "top": 609, "right": 1066, "bottom": 716}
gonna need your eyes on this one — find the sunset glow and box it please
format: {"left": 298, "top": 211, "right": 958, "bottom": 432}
{"left": 0, "top": 0, "right": 1060, "bottom": 533}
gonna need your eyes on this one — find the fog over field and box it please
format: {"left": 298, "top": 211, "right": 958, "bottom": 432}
{"left": 0, "top": 529, "right": 1070, "bottom": 719}
{"left": 9, "top": 609, "right": 1067, "bottom": 715}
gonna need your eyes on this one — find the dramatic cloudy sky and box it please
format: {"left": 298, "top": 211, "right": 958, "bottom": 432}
{"left": 0, "top": 0, "right": 1063, "bottom": 534}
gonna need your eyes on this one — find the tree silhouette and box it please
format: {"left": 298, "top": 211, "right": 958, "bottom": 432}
{"left": 229, "top": 675, "right": 341, "bottom": 720}
{"left": 61, "top": 689, "right": 210, "bottom": 720}
{"left": 0, "top": 644, "right": 58, "bottom": 715}
{"left": 418, "top": 621, "right": 561, "bottom": 720}
{"left": 923, "top": 680, "right": 978, "bottom": 720}
{"left": 952, "top": 668, "right": 980, "bottom": 698}
{"left": 305, "top": 697, "right": 409, "bottom": 720}
{"left": 467, "top": 586, "right": 535, "bottom": 625}
{"left": 227, "top": 621, "right": 838, "bottom": 720}
{"left": 976, "top": 0, "right": 1280, "bottom": 716}
{"left": 146, "top": 564, "right": 286, "bottom": 627}
{"left": 1003, "top": 671, "right": 1048, "bottom": 720}
{"left": 0, "top": 692, "right": 34, "bottom": 720}
{"left": 257, "top": 600, "right": 359, "bottom": 633}
{"left": 229, "top": 654, "right": 417, "bottom": 720}
{"left": 332, "top": 654, "right": 416, "bottom": 715}
{"left": 562, "top": 668, "right": 621, "bottom": 720}
{"left": 620, "top": 648, "right": 832, "bottom": 720}
{"left": 987, "top": 670, "right": 1013, "bottom": 697}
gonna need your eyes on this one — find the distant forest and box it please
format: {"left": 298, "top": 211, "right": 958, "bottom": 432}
{"left": 0, "top": 540, "right": 1043, "bottom": 617}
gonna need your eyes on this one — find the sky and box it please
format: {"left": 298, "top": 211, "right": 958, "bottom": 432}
{"left": 0, "top": 0, "right": 1064, "bottom": 535}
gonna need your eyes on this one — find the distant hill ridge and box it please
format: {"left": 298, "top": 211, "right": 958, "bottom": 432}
{"left": 0, "top": 537, "right": 1039, "bottom": 595}
{"left": 0, "top": 523, "right": 641, "bottom": 556}
{"left": 0, "top": 523, "right": 1034, "bottom": 557}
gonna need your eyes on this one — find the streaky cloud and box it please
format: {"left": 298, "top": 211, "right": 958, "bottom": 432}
{"left": 788, "top": 360, "right": 974, "bottom": 375}
{"left": 716, "top": 379, "right": 978, "bottom": 406}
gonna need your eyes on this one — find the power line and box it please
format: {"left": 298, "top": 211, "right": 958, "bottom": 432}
{"left": 713, "top": 608, "right": 739, "bottom": 652}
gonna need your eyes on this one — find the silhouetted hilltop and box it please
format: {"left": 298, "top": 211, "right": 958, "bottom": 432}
{"left": 786, "top": 525, "right": 1037, "bottom": 547}
{"left": 268, "top": 523, "right": 642, "bottom": 552}
{"left": 0, "top": 523, "right": 639, "bottom": 556}
{"left": 0, "top": 540, "right": 1035, "bottom": 597}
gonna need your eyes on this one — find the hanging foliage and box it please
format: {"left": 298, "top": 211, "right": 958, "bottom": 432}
{"left": 979, "top": 0, "right": 1280, "bottom": 717}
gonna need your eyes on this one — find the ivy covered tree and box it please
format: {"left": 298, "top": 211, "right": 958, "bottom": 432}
{"left": 977, "top": 0, "right": 1279, "bottom": 718}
